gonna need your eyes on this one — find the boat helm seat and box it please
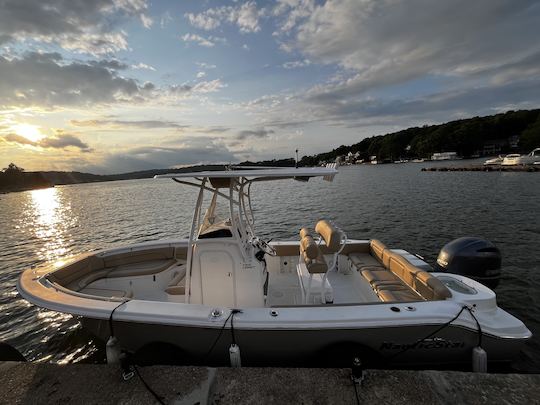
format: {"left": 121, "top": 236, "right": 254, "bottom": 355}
{"left": 297, "top": 229, "right": 332, "bottom": 304}
{"left": 314, "top": 220, "right": 343, "bottom": 253}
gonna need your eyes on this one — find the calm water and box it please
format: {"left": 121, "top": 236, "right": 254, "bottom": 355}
{"left": 0, "top": 162, "right": 539, "bottom": 371}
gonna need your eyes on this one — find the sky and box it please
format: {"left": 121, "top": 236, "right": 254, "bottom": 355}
{"left": 0, "top": 0, "right": 539, "bottom": 174}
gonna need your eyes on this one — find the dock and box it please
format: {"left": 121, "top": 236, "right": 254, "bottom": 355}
{"left": 422, "top": 165, "right": 540, "bottom": 172}
{"left": 0, "top": 362, "right": 538, "bottom": 404}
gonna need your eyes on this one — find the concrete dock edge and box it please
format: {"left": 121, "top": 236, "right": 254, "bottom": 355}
{"left": 0, "top": 362, "right": 538, "bottom": 404}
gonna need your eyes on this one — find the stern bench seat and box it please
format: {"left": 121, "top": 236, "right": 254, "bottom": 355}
{"left": 348, "top": 240, "right": 451, "bottom": 303}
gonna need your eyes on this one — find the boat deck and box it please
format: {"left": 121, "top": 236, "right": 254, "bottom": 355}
{"left": 266, "top": 255, "right": 379, "bottom": 306}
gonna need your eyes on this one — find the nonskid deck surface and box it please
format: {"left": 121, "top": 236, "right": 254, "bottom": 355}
{"left": 266, "top": 255, "right": 379, "bottom": 306}
{"left": 80, "top": 254, "right": 380, "bottom": 306}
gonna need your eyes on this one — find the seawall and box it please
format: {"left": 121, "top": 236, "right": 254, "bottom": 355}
{"left": 0, "top": 362, "right": 538, "bottom": 404}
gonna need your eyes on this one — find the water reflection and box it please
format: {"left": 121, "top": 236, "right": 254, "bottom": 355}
{"left": 29, "top": 187, "right": 75, "bottom": 262}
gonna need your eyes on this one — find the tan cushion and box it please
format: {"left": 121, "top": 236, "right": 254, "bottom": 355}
{"left": 361, "top": 268, "right": 398, "bottom": 283}
{"left": 299, "top": 228, "right": 311, "bottom": 239}
{"left": 304, "top": 256, "right": 328, "bottom": 274}
{"left": 108, "top": 259, "right": 176, "bottom": 278}
{"left": 49, "top": 255, "right": 105, "bottom": 286}
{"left": 378, "top": 289, "right": 421, "bottom": 302}
{"left": 165, "top": 285, "right": 186, "bottom": 295}
{"left": 388, "top": 254, "right": 422, "bottom": 286}
{"left": 370, "top": 239, "right": 387, "bottom": 262}
{"left": 73, "top": 269, "right": 112, "bottom": 291}
{"left": 381, "top": 249, "right": 393, "bottom": 268}
{"left": 372, "top": 280, "right": 408, "bottom": 292}
{"left": 103, "top": 247, "right": 174, "bottom": 268}
{"left": 315, "top": 220, "right": 341, "bottom": 252}
{"left": 415, "top": 272, "right": 452, "bottom": 300}
{"left": 300, "top": 235, "right": 319, "bottom": 260}
{"left": 349, "top": 253, "right": 382, "bottom": 269}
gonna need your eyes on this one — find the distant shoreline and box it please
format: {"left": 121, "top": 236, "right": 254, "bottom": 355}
{"left": 0, "top": 184, "right": 53, "bottom": 195}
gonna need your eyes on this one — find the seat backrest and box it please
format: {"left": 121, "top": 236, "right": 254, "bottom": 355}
{"left": 48, "top": 255, "right": 104, "bottom": 286}
{"left": 300, "top": 234, "right": 319, "bottom": 260}
{"left": 370, "top": 239, "right": 387, "bottom": 263}
{"left": 315, "top": 220, "right": 342, "bottom": 253}
{"left": 299, "top": 228, "right": 327, "bottom": 274}
{"left": 415, "top": 271, "right": 452, "bottom": 300}
{"left": 299, "top": 227, "right": 311, "bottom": 239}
{"left": 102, "top": 247, "right": 174, "bottom": 268}
{"left": 388, "top": 253, "right": 422, "bottom": 286}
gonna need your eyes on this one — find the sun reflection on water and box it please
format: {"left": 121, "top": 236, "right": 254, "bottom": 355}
{"left": 29, "top": 187, "right": 75, "bottom": 261}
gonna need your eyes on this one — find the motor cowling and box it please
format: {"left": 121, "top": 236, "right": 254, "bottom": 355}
{"left": 434, "top": 237, "right": 501, "bottom": 289}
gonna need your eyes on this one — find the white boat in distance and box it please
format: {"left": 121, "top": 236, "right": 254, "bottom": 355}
{"left": 502, "top": 148, "right": 540, "bottom": 166}
{"left": 484, "top": 155, "right": 505, "bottom": 166}
{"left": 18, "top": 166, "right": 531, "bottom": 368}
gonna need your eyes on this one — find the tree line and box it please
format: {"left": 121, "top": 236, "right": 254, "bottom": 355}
{"left": 0, "top": 163, "right": 51, "bottom": 192}
{"left": 299, "top": 109, "right": 540, "bottom": 165}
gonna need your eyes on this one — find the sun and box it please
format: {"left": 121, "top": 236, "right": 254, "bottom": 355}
{"left": 13, "top": 123, "right": 45, "bottom": 143}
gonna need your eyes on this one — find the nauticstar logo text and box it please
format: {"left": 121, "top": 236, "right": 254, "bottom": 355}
{"left": 380, "top": 338, "right": 465, "bottom": 350}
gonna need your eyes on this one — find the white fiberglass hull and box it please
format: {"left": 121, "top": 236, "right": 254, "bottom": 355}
{"left": 78, "top": 302, "right": 527, "bottom": 367}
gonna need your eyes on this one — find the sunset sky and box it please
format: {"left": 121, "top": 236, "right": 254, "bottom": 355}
{"left": 1, "top": 0, "right": 539, "bottom": 174}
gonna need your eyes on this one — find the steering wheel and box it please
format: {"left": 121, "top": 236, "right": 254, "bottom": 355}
{"left": 252, "top": 237, "right": 277, "bottom": 257}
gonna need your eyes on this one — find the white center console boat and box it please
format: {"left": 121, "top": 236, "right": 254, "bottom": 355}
{"left": 18, "top": 166, "right": 531, "bottom": 368}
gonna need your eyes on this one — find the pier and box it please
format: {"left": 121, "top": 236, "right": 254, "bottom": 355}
{"left": 422, "top": 165, "right": 540, "bottom": 172}
{"left": 0, "top": 362, "right": 538, "bottom": 404}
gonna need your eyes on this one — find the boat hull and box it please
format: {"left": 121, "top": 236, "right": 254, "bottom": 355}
{"left": 82, "top": 316, "right": 527, "bottom": 368}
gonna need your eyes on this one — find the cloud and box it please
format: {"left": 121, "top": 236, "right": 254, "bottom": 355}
{"left": 196, "top": 127, "right": 230, "bottom": 134}
{"left": 181, "top": 33, "right": 226, "bottom": 47}
{"left": 70, "top": 119, "right": 231, "bottom": 135}
{"left": 140, "top": 13, "right": 153, "bottom": 29}
{"left": 184, "top": 12, "right": 221, "bottom": 31}
{"left": 196, "top": 71, "right": 206, "bottom": 79}
{"left": 0, "top": 52, "right": 146, "bottom": 108}
{"left": 160, "top": 11, "right": 173, "bottom": 28}
{"left": 236, "top": 128, "right": 275, "bottom": 140}
{"left": 131, "top": 62, "right": 156, "bottom": 71}
{"left": 184, "top": 2, "right": 263, "bottom": 34}
{"left": 296, "top": 77, "right": 540, "bottom": 128}
{"left": 70, "top": 119, "right": 189, "bottom": 130}
{"left": 0, "top": 0, "right": 152, "bottom": 56}
{"left": 272, "top": 0, "right": 315, "bottom": 34}
{"left": 40, "top": 134, "right": 91, "bottom": 151}
{"left": 289, "top": 0, "right": 540, "bottom": 93}
{"left": 282, "top": 59, "right": 311, "bottom": 69}
{"left": 87, "top": 144, "right": 237, "bottom": 174}
{"left": 2, "top": 132, "right": 91, "bottom": 151}
{"left": 192, "top": 79, "right": 227, "bottom": 94}
{"left": 196, "top": 62, "right": 217, "bottom": 69}
{"left": 167, "top": 79, "right": 226, "bottom": 97}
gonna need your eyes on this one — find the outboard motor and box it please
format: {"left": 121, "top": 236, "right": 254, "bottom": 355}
{"left": 434, "top": 237, "right": 501, "bottom": 289}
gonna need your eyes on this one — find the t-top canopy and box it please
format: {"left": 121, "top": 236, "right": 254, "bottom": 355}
{"left": 154, "top": 166, "right": 338, "bottom": 182}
